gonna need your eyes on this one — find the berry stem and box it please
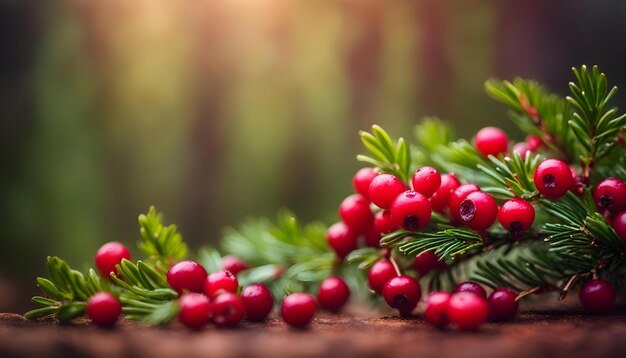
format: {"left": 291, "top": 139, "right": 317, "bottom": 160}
{"left": 515, "top": 286, "right": 542, "bottom": 302}
{"left": 558, "top": 274, "right": 580, "bottom": 301}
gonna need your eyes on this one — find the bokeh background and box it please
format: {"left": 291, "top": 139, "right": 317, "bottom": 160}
{"left": 2, "top": 0, "right": 626, "bottom": 312}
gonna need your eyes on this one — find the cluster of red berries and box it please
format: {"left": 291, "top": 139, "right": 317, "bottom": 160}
{"left": 89, "top": 242, "right": 351, "bottom": 329}
{"left": 323, "top": 125, "right": 622, "bottom": 326}
{"left": 424, "top": 282, "right": 517, "bottom": 330}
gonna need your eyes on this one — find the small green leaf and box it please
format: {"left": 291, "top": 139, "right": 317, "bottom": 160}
{"left": 32, "top": 296, "right": 58, "bottom": 307}
{"left": 24, "top": 306, "right": 59, "bottom": 320}
{"left": 56, "top": 302, "right": 87, "bottom": 323}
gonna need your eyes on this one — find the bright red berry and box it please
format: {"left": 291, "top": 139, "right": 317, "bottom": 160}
{"left": 412, "top": 166, "right": 441, "bottom": 198}
{"left": 488, "top": 288, "right": 518, "bottom": 321}
{"left": 497, "top": 198, "right": 535, "bottom": 237}
{"left": 368, "top": 174, "right": 407, "bottom": 209}
{"left": 413, "top": 251, "right": 445, "bottom": 276}
{"left": 281, "top": 293, "right": 317, "bottom": 328}
{"left": 453, "top": 281, "right": 487, "bottom": 300}
{"left": 449, "top": 184, "right": 480, "bottom": 222}
{"left": 167, "top": 260, "right": 208, "bottom": 294}
{"left": 326, "top": 222, "right": 358, "bottom": 260}
{"left": 458, "top": 191, "right": 498, "bottom": 231}
{"left": 526, "top": 135, "right": 543, "bottom": 151}
{"left": 579, "top": 279, "right": 616, "bottom": 313}
{"left": 362, "top": 224, "right": 381, "bottom": 248}
{"left": 430, "top": 174, "right": 461, "bottom": 213}
{"left": 241, "top": 284, "right": 273, "bottom": 321}
{"left": 613, "top": 211, "right": 626, "bottom": 242}
{"left": 391, "top": 190, "right": 431, "bottom": 231}
{"left": 424, "top": 292, "right": 452, "bottom": 328}
{"left": 374, "top": 210, "right": 397, "bottom": 235}
{"left": 204, "top": 270, "right": 239, "bottom": 299}
{"left": 382, "top": 275, "right": 421, "bottom": 316}
{"left": 353, "top": 167, "right": 378, "bottom": 200}
{"left": 511, "top": 142, "right": 531, "bottom": 159}
{"left": 212, "top": 292, "right": 245, "bottom": 327}
{"left": 317, "top": 276, "right": 351, "bottom": 313}
{"left": 95, "top": 242, "right": 131, "bottom": 278}
{"left": 339, "top": 194, "right": 374, "bottom": 231}
{"left": 86, "top": 292, "right": 122, "bottom": 327}
{"left": 534, "top": 159, "right": 573, "bottom": 199}
{"left": 475, "top": 127, "right": 509, "bottom": 157}
{"left": 368, "top": 259, "right": 398, "bottom": 294}
{"left": 447, "top": 292, "right": 489, "bottom": 330}
{"left": 221, "top": 256, "right": 248, "bottom": 276}
{"left": 593, "top": 178, "right": 626, "bottom": 214}
{"left": 178, "top": 293, "right": 211, "bottom": 329}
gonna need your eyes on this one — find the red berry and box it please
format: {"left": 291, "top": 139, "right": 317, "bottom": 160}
{"left": 362, "top": 224, "right": 381, "bottom": 248}
{"left": 326, "top": 222, "right": 358, "bottom": 260}
{"left": 447, "top": 292, "right": 489, "bottom": 330}
{"left": 526, "top": 135, "right": 543, "bottom": 151}
{"left": 167, "top": 260, "right": 208, "bottom": 295}
{"left": 281, "top": 293, "right": 317, "bottom": 328}
{"left": 430, "top": 173, "right": 461, "bottom": 213}
{"left": 212, "top": 292, "right": 245, "bottom": 327}
{"left": 413, "top": 251, "right": 445, "bottom": 276}
{"left": 459, "top": 191, "right": 498, "bottom": 231}
{"left": 453, "top": 281, "right": 487, "bottom": 300}
{"left": 317, "top": 276, "right": 351, "bottom": 313}
{"left": 178, "top": 293, "right": 211, "bottom": 329}
{"left": 368, "top": 174, "right": 407, "bottom": 209}
{"left": 613, "top": 211, "right": 626, "bottom": 242}
{"left": 221, "top": 256, "right": 248, "bottom": 276}
{"left": 412, "top": 166, "right": 441, "bottom": 198}
{"left": 593, "top": 178, "right": 626, "bottom": 214}
{"left": 367, "top": 259, "right": 398, "bottom": 294}
{"left": 353, "top": 167, "right": 378, "bottom": 200}
{"left": 475, "top": 127, "right": 509, "bottom": 157}
{"left": 579, "top": 279, "right": 616, "bottom": 313}
{"left": 488, "top": 288, "right": 518, "bottom": 321}
{"left": 449, "top": 184, "right": 480, "bottom": 222}
{"left": 391, "top": 190, "right": 431, "bottom": 231}
{"left": 86, "top": 292, "right": 121, "bottom": 327}
{"left": 424, "top": 292, "right": 452, "bottom": 328}
{"left": 374, "top": 210, "right": 397, "bottom": 235}
{"left": 95, "top": 242, "right": 131, "bottom": 277}
{"left": 534, "top": 159, "right": 573, "bottom": 199}
{"left": 497, "top": 198, "right": 535, "bottom": 237}
{"left": 511, "top": 142, "right": 531, "bottom": 159}
{"left": 339, "top": 194, "right": 374, "bottom": 231}
{"left": 241, "top": 284, "right": 274, "bottom": 321}
{"left": 382, "top": 275, "right": 421, "bottom": 316}
{"left": 204, "top": 270, "right": 239, "bottom": 299}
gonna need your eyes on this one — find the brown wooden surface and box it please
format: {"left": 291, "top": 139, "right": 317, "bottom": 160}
{"left": 2, "top": 310, "right": 626, "bottom": 358}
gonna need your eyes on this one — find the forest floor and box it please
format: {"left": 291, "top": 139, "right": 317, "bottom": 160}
{"left": 1, "top": 309, "right": 625, "bottom": 358}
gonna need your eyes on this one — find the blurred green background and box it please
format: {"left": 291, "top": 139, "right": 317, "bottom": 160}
{"left": 2, "top": 0, "right": 626, "bottom": 312}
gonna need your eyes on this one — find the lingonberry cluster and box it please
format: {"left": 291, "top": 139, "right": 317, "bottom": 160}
{"left": 321, "top": 124, "right": 622, "bottom": 330}
{"left": 88, "top": 241, "right": 352, "bottom": 329}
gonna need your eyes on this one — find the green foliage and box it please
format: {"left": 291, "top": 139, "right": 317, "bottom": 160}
{"left": 221, "top": 210, "right": 335, "bottom": 298}
{"left": 392, "top": 225, "right": 484, "bottom": 260}
{"left": 25, "top": 256, "right": 103, "bottom": 322}
{"left": 357, "top": 125, "right": 411, "bottom": 182}
{"left": 567, "top": 65, "right": 626, "bottom": 168}
{"left": 138, "top": 206, "right": 188, "bottom": 269}
{"left": 477, "top": 152, "right": 542, "bottom": 199}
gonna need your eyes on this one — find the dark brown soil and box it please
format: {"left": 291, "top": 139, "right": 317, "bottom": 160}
{"left": 1, "top": 310, "right": 626, "bottom": 358}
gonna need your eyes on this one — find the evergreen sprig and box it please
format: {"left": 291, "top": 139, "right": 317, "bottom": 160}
{"left": 567, "top": 65, "right": 626, "bottom": 176}
{"left": 138, "top": 206, "right": 188, "bottom": 269}
{"left": 357, "top": 125, "right": 411, "bottom": 182}
{"left": 25, "top": 256, "right": 103, "bottom": 322}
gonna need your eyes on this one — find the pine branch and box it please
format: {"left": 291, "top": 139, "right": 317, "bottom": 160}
{"left": 138, "top": 206, "right": 188, "bottom": 270}
{"left": 388, "top": 225, "right": 484, "bottom": 260}
{"left": 357, "top": 125, "right": 411, "bottom": 182}
{"left": 25, "top": 257, "right": 103, "bottom": 322}
{"left": 485, "top": 77, "right": 575, "bottom": 159}
{"left": 567, "top": 65, "right": 626, "bottom": 178}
